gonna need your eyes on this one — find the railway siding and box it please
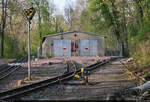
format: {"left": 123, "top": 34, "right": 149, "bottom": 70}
{"left": 21, "top": 58, "right": 137, "bottom": 100}
{"left": 0, "top": 57, "right": 113, "bottom": 100}
{"left": 0, "top": 57, "right": 106, "bottom": 93}
{"left": 0, "top": 62, "right": 66, "bottom": 92}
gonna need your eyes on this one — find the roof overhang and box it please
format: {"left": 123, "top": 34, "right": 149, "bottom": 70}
{"left": 42, "top": 30, "right": 107, "bottom": 43}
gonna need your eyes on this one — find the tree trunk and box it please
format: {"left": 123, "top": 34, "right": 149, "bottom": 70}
{"left": 0, "top": 0, "right": 8, "bottom": 57}
{"left": 110, "top": 0, "right": 127, "bottom": 56}
{"left": 1, "top": 29, "right": 4, "bottom": 57}
{"left": 122, "top": 0, "right": 129, "bottom": 57}
{"left": 38, "top": 6, "right": 42, "bottom": 56}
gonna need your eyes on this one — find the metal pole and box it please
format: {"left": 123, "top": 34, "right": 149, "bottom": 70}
{"left": 28, "top": 20, "right": 31, "bottom": 78}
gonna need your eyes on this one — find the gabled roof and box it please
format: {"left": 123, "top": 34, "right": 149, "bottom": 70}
{"left": 42, "top": 30, "right": 107, "bottom": 43}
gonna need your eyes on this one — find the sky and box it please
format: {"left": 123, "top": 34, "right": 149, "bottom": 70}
{"left": 52, "top": 0, "right": 76, "bottom": 13}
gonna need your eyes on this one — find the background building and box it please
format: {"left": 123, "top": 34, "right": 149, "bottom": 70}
{"left": 42, "top": 31, "right": 106, "bottom": 57}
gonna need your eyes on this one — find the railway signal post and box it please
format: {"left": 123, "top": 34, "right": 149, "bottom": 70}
{"left": 24, "top": 7, "right": 36, "bottom": 79}
{"left": 28, "top": 19, "right": 31, "bottom": 79}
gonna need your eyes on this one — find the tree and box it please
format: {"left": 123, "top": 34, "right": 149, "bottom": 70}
{"left": 64, "top": 0, "right": 74, "bottom": 30}
{"left": 0, "top": 0, "right": 8, "bottom": 57}
{"left": 86, "top": 0, "right": 130, "bottom": 56}
{"left": 30, "top": 0, "right": 56, "bottom": 55}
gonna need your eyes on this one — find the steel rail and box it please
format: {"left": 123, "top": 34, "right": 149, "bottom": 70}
{"left": 0, "top": 61, "right": 79, "bottom": 100}
{"left": 0, "top": 58, "right": 18, "bottom": 69}
{"left": 0, "top": 56, "right": 119, "bottom": 100}
{"left": 0, "top": 58, "right": 18, "bottom": 72}
{"left": 0, "top": 57, "right": 27, "bottom": 81}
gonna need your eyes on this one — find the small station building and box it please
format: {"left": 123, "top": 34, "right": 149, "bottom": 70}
{"left": 42, "top": 31, "right": 106, "bottom": 57}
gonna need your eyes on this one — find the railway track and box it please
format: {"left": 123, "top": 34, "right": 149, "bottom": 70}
{"left": 0, "top": 59, "right": 18, "bottom": 72}
{"left": 0, "top": 56, "right": 119, "bottom": 101}
{"left": 0, "top": 57, "right": 27, "bottom": 81}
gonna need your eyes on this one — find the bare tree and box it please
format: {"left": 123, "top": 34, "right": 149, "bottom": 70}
{"left": 64, "top": 0, "right": 74, "bottom": 30}
{"left": 64, "top": 0, "right": 88, "bottom": 31}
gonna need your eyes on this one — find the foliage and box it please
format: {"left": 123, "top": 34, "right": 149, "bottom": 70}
{"left": 0, "top": 0, "right": 63, "bottom": 58}
{"left": 132, "top": 40, "right": 150, "bottom": 67}
{"left": 80, "top": 0, "right": 150, "bottom": 66}
{"left": 4, "top": 34, "right": 21, "bottom": 58}
{"left": 0, "top": 0, "right": 150, "bottom": 69}
{"left": 137, "top": 20, "right": 150, "bottom": 42}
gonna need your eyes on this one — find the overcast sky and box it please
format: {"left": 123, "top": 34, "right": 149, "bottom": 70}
{"left": 52, "top": 0, "right": 76, "bottom": 13}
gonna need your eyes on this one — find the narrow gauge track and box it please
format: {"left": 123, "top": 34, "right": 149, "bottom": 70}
{"left": 0, "top": 57, "right": 27, "bottom": 81}
{"left": 0, "top": 57, "right": 119, "bottom": 101}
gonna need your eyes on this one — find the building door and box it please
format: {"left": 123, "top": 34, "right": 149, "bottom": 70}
{"left": 80, "top": 40, "right": 90, "bottom": 56}
{"left": 53, "top": 40, "right": 71, "bottom": 56}
{"left": 80, "top": 40, "right": 98, "bottom": 56}
{"left": 89, "top": 40, "right": 98, "bottom": 56}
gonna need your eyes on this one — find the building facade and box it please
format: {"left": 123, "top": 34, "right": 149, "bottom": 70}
{"left": 42, "top": 31, "right": 106, "bottom": 57}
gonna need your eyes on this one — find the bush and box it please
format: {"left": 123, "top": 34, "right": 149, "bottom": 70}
{"left": 137, "top": 20, "right": 150, "bottom": 42}
{"left": 132, "top": 40, "right": 150, "bottom": 67}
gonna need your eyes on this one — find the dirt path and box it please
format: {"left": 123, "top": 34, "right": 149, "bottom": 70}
{"left": 21, "top": 58, "right": 137, "bottom": 100}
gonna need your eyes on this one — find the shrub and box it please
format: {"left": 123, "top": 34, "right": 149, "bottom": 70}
{"left": 132, "top": 40, "right": 150, "bottom": 67}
